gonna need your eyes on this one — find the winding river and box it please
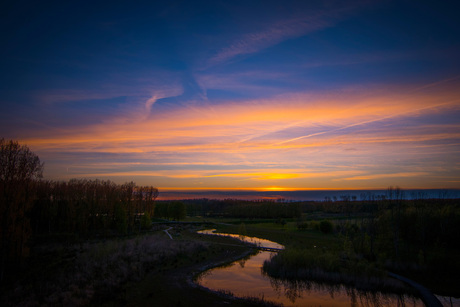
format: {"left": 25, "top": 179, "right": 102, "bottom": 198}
{"left": 196, "top": 229, "right": 430, "bottom": 307}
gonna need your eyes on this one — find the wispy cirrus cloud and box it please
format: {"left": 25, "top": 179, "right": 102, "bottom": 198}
{"left": 339, "top": 172, "right": 429, "bottom": 181}
{"left": 143, "top": 86, "right": 184, "bottom": 115}
{"left": 195, "top": 70, "right": 293, "bottom": 97}
{"left": 26, "top": 85, "right": 459, "bottom": 146}
{"left": 207, "top": 4, "right": 361, "bottom": 67}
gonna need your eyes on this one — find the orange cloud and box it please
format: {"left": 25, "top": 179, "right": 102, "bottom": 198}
{"left": 339, "top": 172, "right": 429, "bottom": 181}
{"left": 22, "top": 85, "right": 460, "bottom": 189}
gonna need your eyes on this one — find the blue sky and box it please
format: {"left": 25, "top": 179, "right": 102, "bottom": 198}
{"left": 1, "top": 0, "right": 459, "bottom": 190}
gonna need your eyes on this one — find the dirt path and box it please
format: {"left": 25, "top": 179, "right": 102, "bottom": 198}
{"left": 163, "top": 227, "right": 173, "bottom": 239}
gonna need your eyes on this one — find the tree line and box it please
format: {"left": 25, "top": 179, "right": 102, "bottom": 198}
{"left": 154, "top": 201, "right": 187, "bottom": 220}
{"left": 0, "top": 138, "right": 159, "bottom": 281}
{"left": 32, "top": 179, "right": 158, "bottom": 236}
{"left": 181, "top": 198, "right": 302, "bottom": 218}
{"left": 335, "top": 187, "right": 460, "bottom": 288}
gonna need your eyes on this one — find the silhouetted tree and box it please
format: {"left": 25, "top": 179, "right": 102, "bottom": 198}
{"left": 171, "top": 201, "right": 186, "bottom": 220}
{"left": 0, "top": 138, "right": 43, "bottom": 281}
{"left": 140, "top": 212, "right": 151, "bottom": 230}
{"left": 114, "top": 202, "right": 128, "bottom": 234}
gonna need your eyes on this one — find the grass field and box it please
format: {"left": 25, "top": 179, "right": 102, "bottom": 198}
{"left": 209, "top": 218, "right": 343, "bottom": 251}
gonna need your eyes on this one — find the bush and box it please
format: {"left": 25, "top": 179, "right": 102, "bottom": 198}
{"left": 297, "top": 222, "right": 309, "bottom": 230}
{"left": 140, "top": 212, "right": 151, "bottom": 230}
{"left": 319, "top": 220, "right": 334, "bottom": 234}
{"left": 311, "top": 221, "right": 320, "bottom": 230}
{"left": 238, "top": 223, "right": 247, "bottom": 238}
{"left": 262, "top": 247, "right": 391, "bottom": 293}
{"left": 114, "top": 203, "right": 128, "bottom": 234}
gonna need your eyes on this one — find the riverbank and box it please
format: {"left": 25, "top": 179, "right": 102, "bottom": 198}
{"left": 100, "top": 225, "right": 281, "bottom": 306}
{"left": 194, "top": 225, "right": 432, "bottom": 307}
{"left": 0, "top": 223, "right": 279, "bottom": 306}
{"left": 212, "top": 217, "right": 460, "bottom": 297}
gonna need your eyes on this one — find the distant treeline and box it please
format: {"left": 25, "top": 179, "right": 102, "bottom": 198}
{"left": 170, "top": 198, "right": 302, "bottom": 219}
{"left": 154, "top": 201, "right": 186, "bottom": 221}
{"left": 33, "top": 179, "right": 159, "bottom": 236}
{"left": 336, "top": 189, "right": 460, "bottom": 270}
{"left": 169, "top": 194, "right": 459, "bottom": 220}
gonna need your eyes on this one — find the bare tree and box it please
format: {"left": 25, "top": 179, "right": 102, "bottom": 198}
{"left": 0, "top": 138, "right": 44, "bottom": 281}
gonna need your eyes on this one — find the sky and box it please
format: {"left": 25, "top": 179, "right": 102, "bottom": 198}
{"left": 1, "top": 0, "right": 459, "bottom": 192}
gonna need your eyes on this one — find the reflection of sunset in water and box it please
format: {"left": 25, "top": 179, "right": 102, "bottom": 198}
{"left": 197, "top": 229, "right": 284, "bottom": 250}
{"left": 198, "top": 251, "right": 424, "bottom": 306}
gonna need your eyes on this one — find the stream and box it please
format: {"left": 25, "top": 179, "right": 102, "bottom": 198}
{"left": 196, "top": 229, "right": 432, "bottom": 307}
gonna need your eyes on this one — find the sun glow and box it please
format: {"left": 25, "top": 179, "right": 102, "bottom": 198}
{"left": 257, "top": 187, "right": 296, "bottom": 192}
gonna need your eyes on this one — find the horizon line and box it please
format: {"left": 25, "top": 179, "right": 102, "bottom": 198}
{"left": 157, "top": 187, "right": 459, "bottom": 192}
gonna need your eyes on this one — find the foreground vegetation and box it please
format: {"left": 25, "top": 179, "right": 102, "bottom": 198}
{"left": 2, "top": 234, "right": 207, "bottom": 305}
{"left": 2, "top": 224, "right": 281, "bottom": 306}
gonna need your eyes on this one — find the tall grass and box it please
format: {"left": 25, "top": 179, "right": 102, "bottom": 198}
{"left": 2, "top": 235, "right": 208, "bottom": 306}
{"left": 262, "top": 248, "right": 415, "bottom": 294}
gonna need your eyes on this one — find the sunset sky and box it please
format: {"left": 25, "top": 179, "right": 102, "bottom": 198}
{"left": 1, "top": 0, "right": 459, "bottom": 191}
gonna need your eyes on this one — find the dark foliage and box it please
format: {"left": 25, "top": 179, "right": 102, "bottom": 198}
{"left": 0, "top": 139, "right": 44, "bottom": 281}
{"left": 154, "top": 201, "right": 186, "bottom": 220}
{"left": 180, "top": 198, "right": 301, "bottom": 219}
{"left": 31, "top": 179, "right": 159, "bottom": 236}
{"left": 319, "top": 220, "right": 334, "bottom": 234}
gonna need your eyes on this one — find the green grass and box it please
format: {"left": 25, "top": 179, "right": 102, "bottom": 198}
{"left": 211, "top": 219, "right": 342, "bottom": 251}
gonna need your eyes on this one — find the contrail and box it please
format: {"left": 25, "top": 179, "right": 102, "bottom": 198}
{"left": 274, "top": 102, "right": 454, "bottom": 146}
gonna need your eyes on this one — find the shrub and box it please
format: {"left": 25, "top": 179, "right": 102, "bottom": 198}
{"left": 140, "top": 212, "right": 151, "bottom": 230}
{"left": 114, "top": 203, "right": 128, "bottom": 234}
{"left": 319, "top": 220, "right": 334, "bottom": 234}
{"left": 238, "top": 223, "right": 247, "bottom": 238}
{"left": 297, "top": 222, "right": 309, "bottom": 230}
{"left": 311, "top": 221, "right": 320, "bottom": 230}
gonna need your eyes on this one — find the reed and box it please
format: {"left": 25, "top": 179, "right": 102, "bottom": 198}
{"left": 2, "top": 235, "right": 208, "bottom": 305}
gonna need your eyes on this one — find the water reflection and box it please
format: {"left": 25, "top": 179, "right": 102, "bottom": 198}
{"left": 198, "top": 250, "right": 423, "bottom": 306}
{"left": 196, "top": 229, "right": 425, "bottom": 306}
{"left": 266, "top": 274, "right": 423, "bottom": 307}
{"left": 197, "top": 229, "right": 284, "bottom": 250}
